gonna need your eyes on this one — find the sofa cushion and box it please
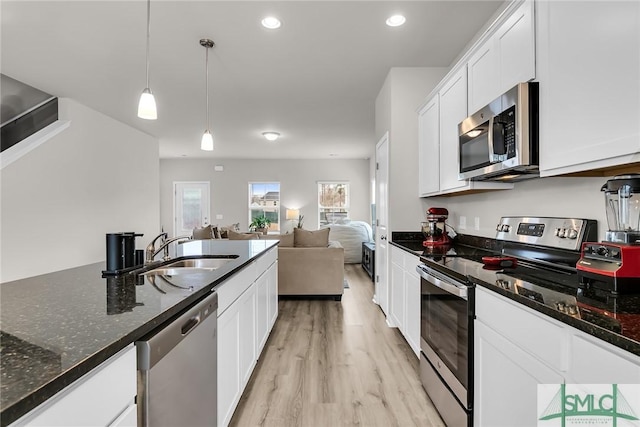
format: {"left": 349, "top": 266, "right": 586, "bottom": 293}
{"left": 260, "top": 233, "right": 294, "bottom": 247}
{"left": 294, "top": 227, "right": 330, "bottom": 247}
{"left": 228, "top": 230, "right": 260, "bottom": 240}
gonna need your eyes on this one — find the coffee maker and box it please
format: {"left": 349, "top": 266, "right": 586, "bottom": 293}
{"left": 422, "top": 207, "right": 452, "bottom": 247}
{"left": 577, "top": 174, "right": 640, "bottom": 294}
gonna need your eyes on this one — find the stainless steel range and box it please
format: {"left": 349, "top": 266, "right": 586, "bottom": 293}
{"left": 416, "top": 216, "right": 597, "bottom": 427}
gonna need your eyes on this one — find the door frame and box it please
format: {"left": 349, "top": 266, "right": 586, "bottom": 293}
{"left": 374, "top": 132, "right": 390, "bottom": 317}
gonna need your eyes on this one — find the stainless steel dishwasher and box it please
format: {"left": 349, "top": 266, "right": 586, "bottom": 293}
{"left": 136, "top": 291, "right": 218, "bottom": 427}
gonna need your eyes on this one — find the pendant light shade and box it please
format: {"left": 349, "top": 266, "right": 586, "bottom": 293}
{"left": 138, "top": 0, "right": 157, "bottom": 120}
{"left": 138, "top": 88, "right": 157, "bottom": 120}
{"left": 201, "top": 130, "right": 214, "bottom": 151}
{"left": 200, "top": 38, "right": 215, "bottom": 151}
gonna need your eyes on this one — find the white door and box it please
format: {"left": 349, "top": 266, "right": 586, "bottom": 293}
{"left": 374, "top": 132, "right": 390, "bottom": 316}
{"left": 174, "top": 182, "right": 210, "bottom": 237}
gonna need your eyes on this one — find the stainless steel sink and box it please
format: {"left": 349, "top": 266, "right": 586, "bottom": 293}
{"left": 142, "top": 256, "right": 238, "bottom": 276}
{"left": 163, "top": 258, "right": 236, "bottom": 269}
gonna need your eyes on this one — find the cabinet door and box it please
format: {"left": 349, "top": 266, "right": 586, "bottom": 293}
{"left": 218, "top": 303, "right": 241, "bottom": 427}
{"left": 439, "top": 66, "right": 468, "bottom": 192}
{"left": 404, "top": 265, "right": 421, "bottom": 358}
{"left": 474, "top": 321, "right": 564, "bottom": 427}
{"left": 255, "top": 271, "right": 269, "bottom": 355}
{"left": 239, "top": 285, "right": 256, "bottom": 389}
{"left": 268, "top": 261, "right": 278, "bottom": 329}
{"left": 418, "top": 96, "right": 440, "bottom": 196}
{"left": 537, "top": 1, "right": 640, "bottom": 175}
{"left": 496, "top": 0, "right": 535, "bottom": 93}
{"left": 389, "top": 257, "right": 405, "bottom": 330}
{"left": 467, "top": 41, "right": 498, "bottom": 115}
{"left": 567, "top": 332, "right": 640, "bottom": 384}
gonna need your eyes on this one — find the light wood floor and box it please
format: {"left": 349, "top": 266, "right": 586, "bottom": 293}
{"left": 230, "top": 264, "right": 445, "bottom": 427}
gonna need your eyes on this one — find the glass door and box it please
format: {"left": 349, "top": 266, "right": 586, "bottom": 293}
{"left": 174, "top": 182, "right": 210, "bottom": 237}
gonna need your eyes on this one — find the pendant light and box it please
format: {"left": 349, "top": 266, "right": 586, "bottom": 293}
{"left": 137, "top": 0, "right": 157, "bottom": 120}
{"left": 200, "top": 39, "right": 215, "bottom": 151}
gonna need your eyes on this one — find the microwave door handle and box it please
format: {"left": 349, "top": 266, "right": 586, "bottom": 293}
{"left": 487, "top": 116, "right": 496, "bottom": 162}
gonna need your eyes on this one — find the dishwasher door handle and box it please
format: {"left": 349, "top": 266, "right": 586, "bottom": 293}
{"left": 181, "top": 315, "right": 200, "bottom": 335}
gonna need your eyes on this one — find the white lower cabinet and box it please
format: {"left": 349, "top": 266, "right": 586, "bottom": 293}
{"left": 10, "top": 345, "right": 136, "bottom": 427}
{"left": 217, "top": 247, "right": 278, "bottom": 427}
{"left": 474, "top": 321, "right": 563, "bottom": 427}
{"left": 475, "top": 286, "right": 640, "bottom": 427}
{"left": 389, "top": 246, "right": 420, "bottom": 357}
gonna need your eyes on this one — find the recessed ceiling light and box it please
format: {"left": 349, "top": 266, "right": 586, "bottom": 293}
{"left": 262, "top": 131, "right": 280, "bottom": 141}
{"left": 261, "top": 16, "right": 281, "bottom": 29}
{"left": 386, "top": 15, "right": 406, "bottom": 27}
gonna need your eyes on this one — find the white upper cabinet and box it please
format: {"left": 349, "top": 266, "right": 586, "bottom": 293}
{"left": 496, "top": 0, "right": 536, "bottom": 94}
{"left": 418, "top": 67, "right": 512, "bottom": 197}
{"left": 537, "top": 0, "right": 640, "bottom": 176}
{"left": 439, "top": 67, "right": 469, "bottom": 193}
{"left": 418, "top": 96, "right": 440, "bottom": 196}
{"left": 467, "top": 41, "right": 498, "bottom": 115}
{"left": 468, "top": 0, "right": 535, "bottom": 115}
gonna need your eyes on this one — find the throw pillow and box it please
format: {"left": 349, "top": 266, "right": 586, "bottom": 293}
{"left": 294, "top": 227, "right": 330, "bottom": 247}
{"left": 278, "top": 233, "right": 294, "bottom": 247}
{"left": 228, "top": 230, "right": 260, "bottom": 240}
{"left": 192, "top": 225, "right": 214, "bottom": 240}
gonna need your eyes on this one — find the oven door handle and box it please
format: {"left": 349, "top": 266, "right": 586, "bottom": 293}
{"left": 416, "top": 264, "right": 468, "bottom": 300}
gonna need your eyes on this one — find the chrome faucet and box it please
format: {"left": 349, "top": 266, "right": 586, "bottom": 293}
{"left": 146, "top": 233, "right": 191, "bottom": 264}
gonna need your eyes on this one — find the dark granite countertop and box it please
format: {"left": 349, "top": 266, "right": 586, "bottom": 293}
{"left": 392, "top": 237, "right": 640, "bottom": 358}
{"left": 0, "top": 239, "right": 278, "bottom": 426}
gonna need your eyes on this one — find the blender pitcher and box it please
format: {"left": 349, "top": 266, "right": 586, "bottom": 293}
{"left": 602, "top": 174, "right": 640, "bottom": 243}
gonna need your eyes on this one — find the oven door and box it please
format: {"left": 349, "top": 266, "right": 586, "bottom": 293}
{"left": 417, "top": 263, "right": 472, "bottom": 409}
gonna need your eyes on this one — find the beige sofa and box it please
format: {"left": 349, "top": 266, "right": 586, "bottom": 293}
{"left": 259, "top": 233, "right": 345, "bottom": 301}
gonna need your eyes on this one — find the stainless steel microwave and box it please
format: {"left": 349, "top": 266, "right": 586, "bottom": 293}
{"left": 458, "top": 82, "right": 539, "bottom": 181}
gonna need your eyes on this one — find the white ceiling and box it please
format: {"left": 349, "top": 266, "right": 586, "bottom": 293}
{"left": 1, "top": 0, "right": 504, "bottom": 160}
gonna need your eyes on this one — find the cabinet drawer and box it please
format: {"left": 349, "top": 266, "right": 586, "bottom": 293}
{"left": 12, "top": 345, "right": 136, "bottom": 427}
{"left": 216, "top": 261, "right": 257, "bottom": 315}
{"left": 255, "top": 246, "right": 277, "bottom": 278}
{"left": 476, "top": 288, "right": 567, "bottom": 371}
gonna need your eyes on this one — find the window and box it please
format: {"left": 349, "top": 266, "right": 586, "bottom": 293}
{"left": 318, "top": 182, "right": 349, "bottom": 227}
{"left": 248, "top": 182, "right": 280, "bottom": 233}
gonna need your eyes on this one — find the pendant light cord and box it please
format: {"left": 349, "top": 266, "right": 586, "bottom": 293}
{"left": 145, "top": 0, "right": 151, "bottom": 88}
{"left": 205, "top": 45, "right": 209, "bottom": 131}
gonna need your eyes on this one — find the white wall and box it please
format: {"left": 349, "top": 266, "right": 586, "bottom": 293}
{"left": 374, "top": 67, "right": 448, "bottom": 231}
{"left": 0, "top": 98, "right": 160, "bottom": 282}
{"left": 160, "top": 158, "right": 370, "bottom": 235}
{"left": 427, "top": 176, "right": 611, "bottom": 240}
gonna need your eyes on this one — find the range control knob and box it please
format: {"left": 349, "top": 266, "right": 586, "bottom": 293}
{"left": 567, "top": 305, "right": 578, "bottom": 316}
{"left": 503, "top": 225, "right": 511, "bottom": 233}
{"left": 554, "top": 228, "right": 561, "bottom": 237}
{"left": 567, "top": 229, "right": 578, "bottom": 239}
{"left": 496, "top": 279, "right": 510, "bottom": 290}
{"left": 496, "top": 224, "right": 503, "bottom": 232}
{"left": 555, "top": 302, "right": 567, "bottom": 313}
{"left": 558, "top": 228, "right": 566, "bottom": 238}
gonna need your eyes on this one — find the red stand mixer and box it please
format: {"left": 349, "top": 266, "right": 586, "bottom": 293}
{"left": 422, "top": 207, "right": 452, "bottom": 247}
{"left": 577, "top": 174, "right": 640, "bottom": 294}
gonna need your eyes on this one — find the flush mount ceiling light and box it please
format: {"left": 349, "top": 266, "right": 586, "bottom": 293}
{"left": 386, "top": 14, "right": 406, "bottom": 27}
{"left": 137, "top": 0, "right": 157, "bottom": 120}
{"left": 261, "top": 16, "right": 281, "bottom": 29}
{"left": 200, "top": 38, "right": 215, "bottom": 151}
{"left": 262, "top": 131, "right": 280, "bottom": 141}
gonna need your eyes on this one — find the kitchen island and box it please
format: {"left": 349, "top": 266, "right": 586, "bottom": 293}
{"left": 0, "top": 239, "right": 278, "bottom": 426}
